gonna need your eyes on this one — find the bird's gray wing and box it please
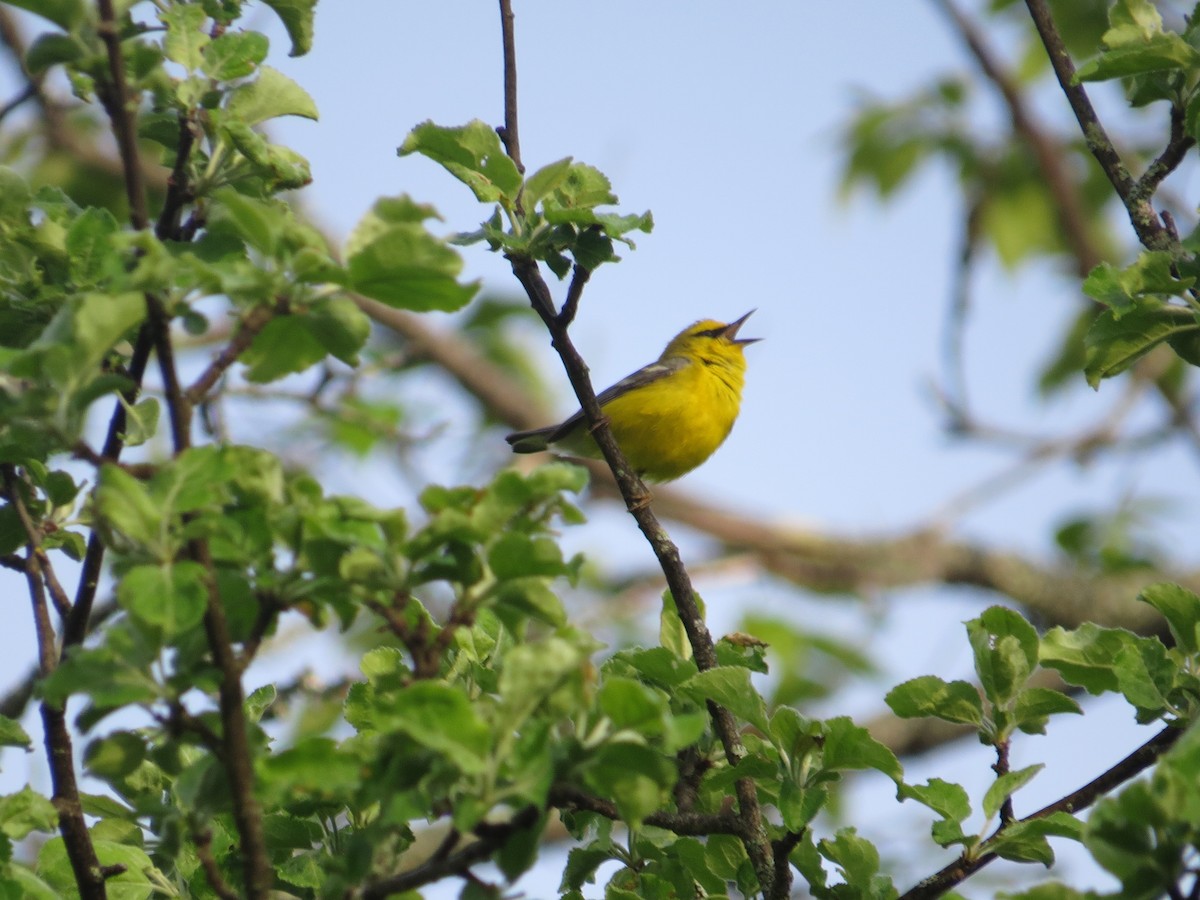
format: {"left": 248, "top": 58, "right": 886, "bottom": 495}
{"left": 546, "top": 356, "right": 690, "bottom": 442}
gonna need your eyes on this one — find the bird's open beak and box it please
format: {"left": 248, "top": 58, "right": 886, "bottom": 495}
{"left": 723, "top": 310, "right": 761, "bottom": 345}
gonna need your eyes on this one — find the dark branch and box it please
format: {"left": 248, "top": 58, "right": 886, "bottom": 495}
{"left": 496, "top": 0, "right": 523, "bottom": 175}
{"left": 902, "top": 723, "right": 1184, "bottom": 899}
{"left": 1023, "top": 0, "right": 1173, "bottom": 251}
{"left": 934, "top": 0, "right": 1101, "bottom": 275}
{"left": 358, "top": 806, "right": 540, "bottom": 899}
{"left": 550, "top": 784, "right": 744, "bottom": 836}
{"left": 194, "top": 830, "right": 239, "bottom": 900}
{"left": 95, "top": 0, "right": 150, "bottom": 230}
{"left": 494, "top": 10, "right": 777, "bottom": 896}
{"left": 185, "top": 301, "right": 285, "bottom": 405}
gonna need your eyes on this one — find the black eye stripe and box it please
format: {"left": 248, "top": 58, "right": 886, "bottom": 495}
{"left": 697, "top": 327, "right": 724, "bottom": 338}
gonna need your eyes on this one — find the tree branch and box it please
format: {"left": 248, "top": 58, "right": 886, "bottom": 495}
{"left": 184, "top": 300, "right": 285, "bottom": 405}
{"left": 1023, "top": 0, "right": 1173, "bottom": 252}
{"left": 494, "top": 3, "right": 777, "bottom": 894}
{"left": 95, "top": 0, "right": 150, "bottom": 231}
{"left": 357, "top": 806, "right": 540, "bottom": 899}
{"left": 549, "top": 783, "right": 744, "bottom": 836}
{"left": 901, "top": 722, "right": 1184, "bottom": 899}
{"left": 934, "top": 0, "right": 1101, "bottom": 275}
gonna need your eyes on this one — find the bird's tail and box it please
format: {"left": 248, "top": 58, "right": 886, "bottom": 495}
{"left": 505, "top": 427, "right": 555, "bottom": 453}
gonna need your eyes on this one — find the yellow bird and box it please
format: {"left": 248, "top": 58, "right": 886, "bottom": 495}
{"left": 506, "top": 311, "right": 759, "bottom": 482}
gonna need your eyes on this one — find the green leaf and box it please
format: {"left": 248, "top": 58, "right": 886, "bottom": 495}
{"left": 1112, "top": 638, "right": 1174, "bottom": 714}
{"left": 983, "top": 764, "right": 1044, "bottom": 820}
{"left": 968, "top": 606, "right": 1039, "bottom": 707}
{"left": 120, "top": 397, "right": 160, "bottom": 448}
{"left": 659, "top": 593, "right": 692, "bottom": 661}
{"left": 117, "top": 561, "right": 209, "bottom": 636}
{"left": 65, "top": 207, "right": 119, "bottom": 283}
{"left": 260, "top": 0, "right": 317, "bottom": 56}
{"left": 38, "top": 839, "right": 158, "bottom": 899}
{"left": 94, "top": 465, "right": 163, "bottom": 552}
{"left": 85, "top": 732, "right": 147, "bottom": 779}
{"left": 240, "top": 317, "right": 327, "bottom": 382}
{"left": 493, "top": 577, "right": 567, "bottom": 628}
{"left": 597, "top": 677, "right": 669, "bottom": 732}
{"left": 523, "top": 156, "right": 574, "bottom": 208}
{"left": 19, "top": 291, "right": 144, "bottom": 382}
{"left": 1012, "top": 687, "right": 1083, "bottom": 735}
{"left": 581, "top": 742, "right": 674, "bottom": 825}
{"left": 0, "top": 787, "right": 58, "bottom": 839}
{"left": 1083, "top": 254, "right": 1195, "bottom": 312}
{"left": 1039, "top": 623, "right": 1136, "bottom": 694}
{"left": 0, "top": 714, "right": 31, "bottom": 749}
{"left": 382, "top": 682, "right": 490, "bottom": 773}
{"left": 679, "top": 666, "right": 769, "bottom": 732}
{"left": 211, "top": 189, "right": 286, "bottom": 253}
{"left": 822, "top": 716, "right": 903, "bottom": 781}
{"left": 346, "top": 223, "right": 479, "bottom": 311}
{"left": 40, "top": 638, "right": 160, "bottom": 709}
{"left": 26, "top": 33, "right": 83, "bottom": 77}
{"left": 885, "top": 675, "right": 984, "bottom": 726}
{"left": 1077, "top": 33, "right": 1200, "bottom": 81}
{"left": 161, "top": 4, "right": 210, "bottom": 70}
{"left": 202, "top": 30, "right": 270, "bottom": 80}
{"left": 258, "top": 738, "right": 364, "bottom": 804}
{"left": 818, "top": 827, "right": 889, "bottom": 890}
{"left": 4, "top": 0, "right": 84, "bottom": 30}
{"left": 988, "top": 813, "right": 1083, "bottom": 867}
{"left": 226, "top": 66, "right": 318, "bottom": 126}
{"left": 488, "top": 532, "right": 567, "bottom": 579}
{"left": 398, "top": 120, "right": 524, "bottom": 205}
{"left": 1138, "top": 582, "right": 1200, "bottom": 656}
{"left": 898, "top": 778, "right": 971, "bottom": 843}
{"left": 1084, "top": 303, "right": 1198, "bottom": 388}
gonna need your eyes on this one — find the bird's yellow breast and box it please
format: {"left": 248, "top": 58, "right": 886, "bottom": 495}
{"left": 593, "top": 357, "right": 745, "bottom": 481}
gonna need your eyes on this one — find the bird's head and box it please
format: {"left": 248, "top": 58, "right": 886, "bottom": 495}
{"left": 662, "top": 310, "right": 761, "bottom": 365}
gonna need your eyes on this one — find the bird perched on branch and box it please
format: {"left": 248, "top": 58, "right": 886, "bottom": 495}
{"left": 506, "top": 311, "right": 759, "bottom": 482}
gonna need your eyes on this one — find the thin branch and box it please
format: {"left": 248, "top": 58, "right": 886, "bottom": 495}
{"left": 1133, "top": 100, "right": 1196, "bottom": 201}
{"left": 155, "top": 111, "right": 197, "bottom": 240}
{"left": 1023, "top": 0, "right": 1173, "bottom": 251}
{"left": 95, "top": 0, "right": 150, "bottom": 230}
{"left": 557, "top": 263, "right": 588, "bottom": 328}
{"left": 194, "top": 830, "right": 239, "bottom": 900}
{"left": 1, "top": 600, "right": 118, "bottom": 721}
{"left": 1, "top": 467, "right": 72, "bottom": 620}
{"left": 934, "top": 0, "right": 1101, "bottom": 274}
{"left": 0, "top": 81, "right": 36, "bottom": 124}
{"left": 901, "top": 723, "right": 1184, "bottom": 899}
{"left": 993, "top": 738, "right": 1014, "bottom": 826}
{"left": 4, "top": 465, "right": 108, "bottom": 899}
{"left": 494, "top": 5, "right": 777, "bottom": 893}
{"left": 184, "top": 301, "right": 285, "bottom": 405}
{"left": 358, "top": 806, "right": 540, "bottom": 899}
{"left": 549, "top": 784, "right": 743, "bottom": 836}
{"left": 496, "top": 0, "right": 522, "bottom": 175}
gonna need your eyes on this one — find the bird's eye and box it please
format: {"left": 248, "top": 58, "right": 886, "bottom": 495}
{"left": 697, "top": 327, "right": 724, "bottom": 338}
